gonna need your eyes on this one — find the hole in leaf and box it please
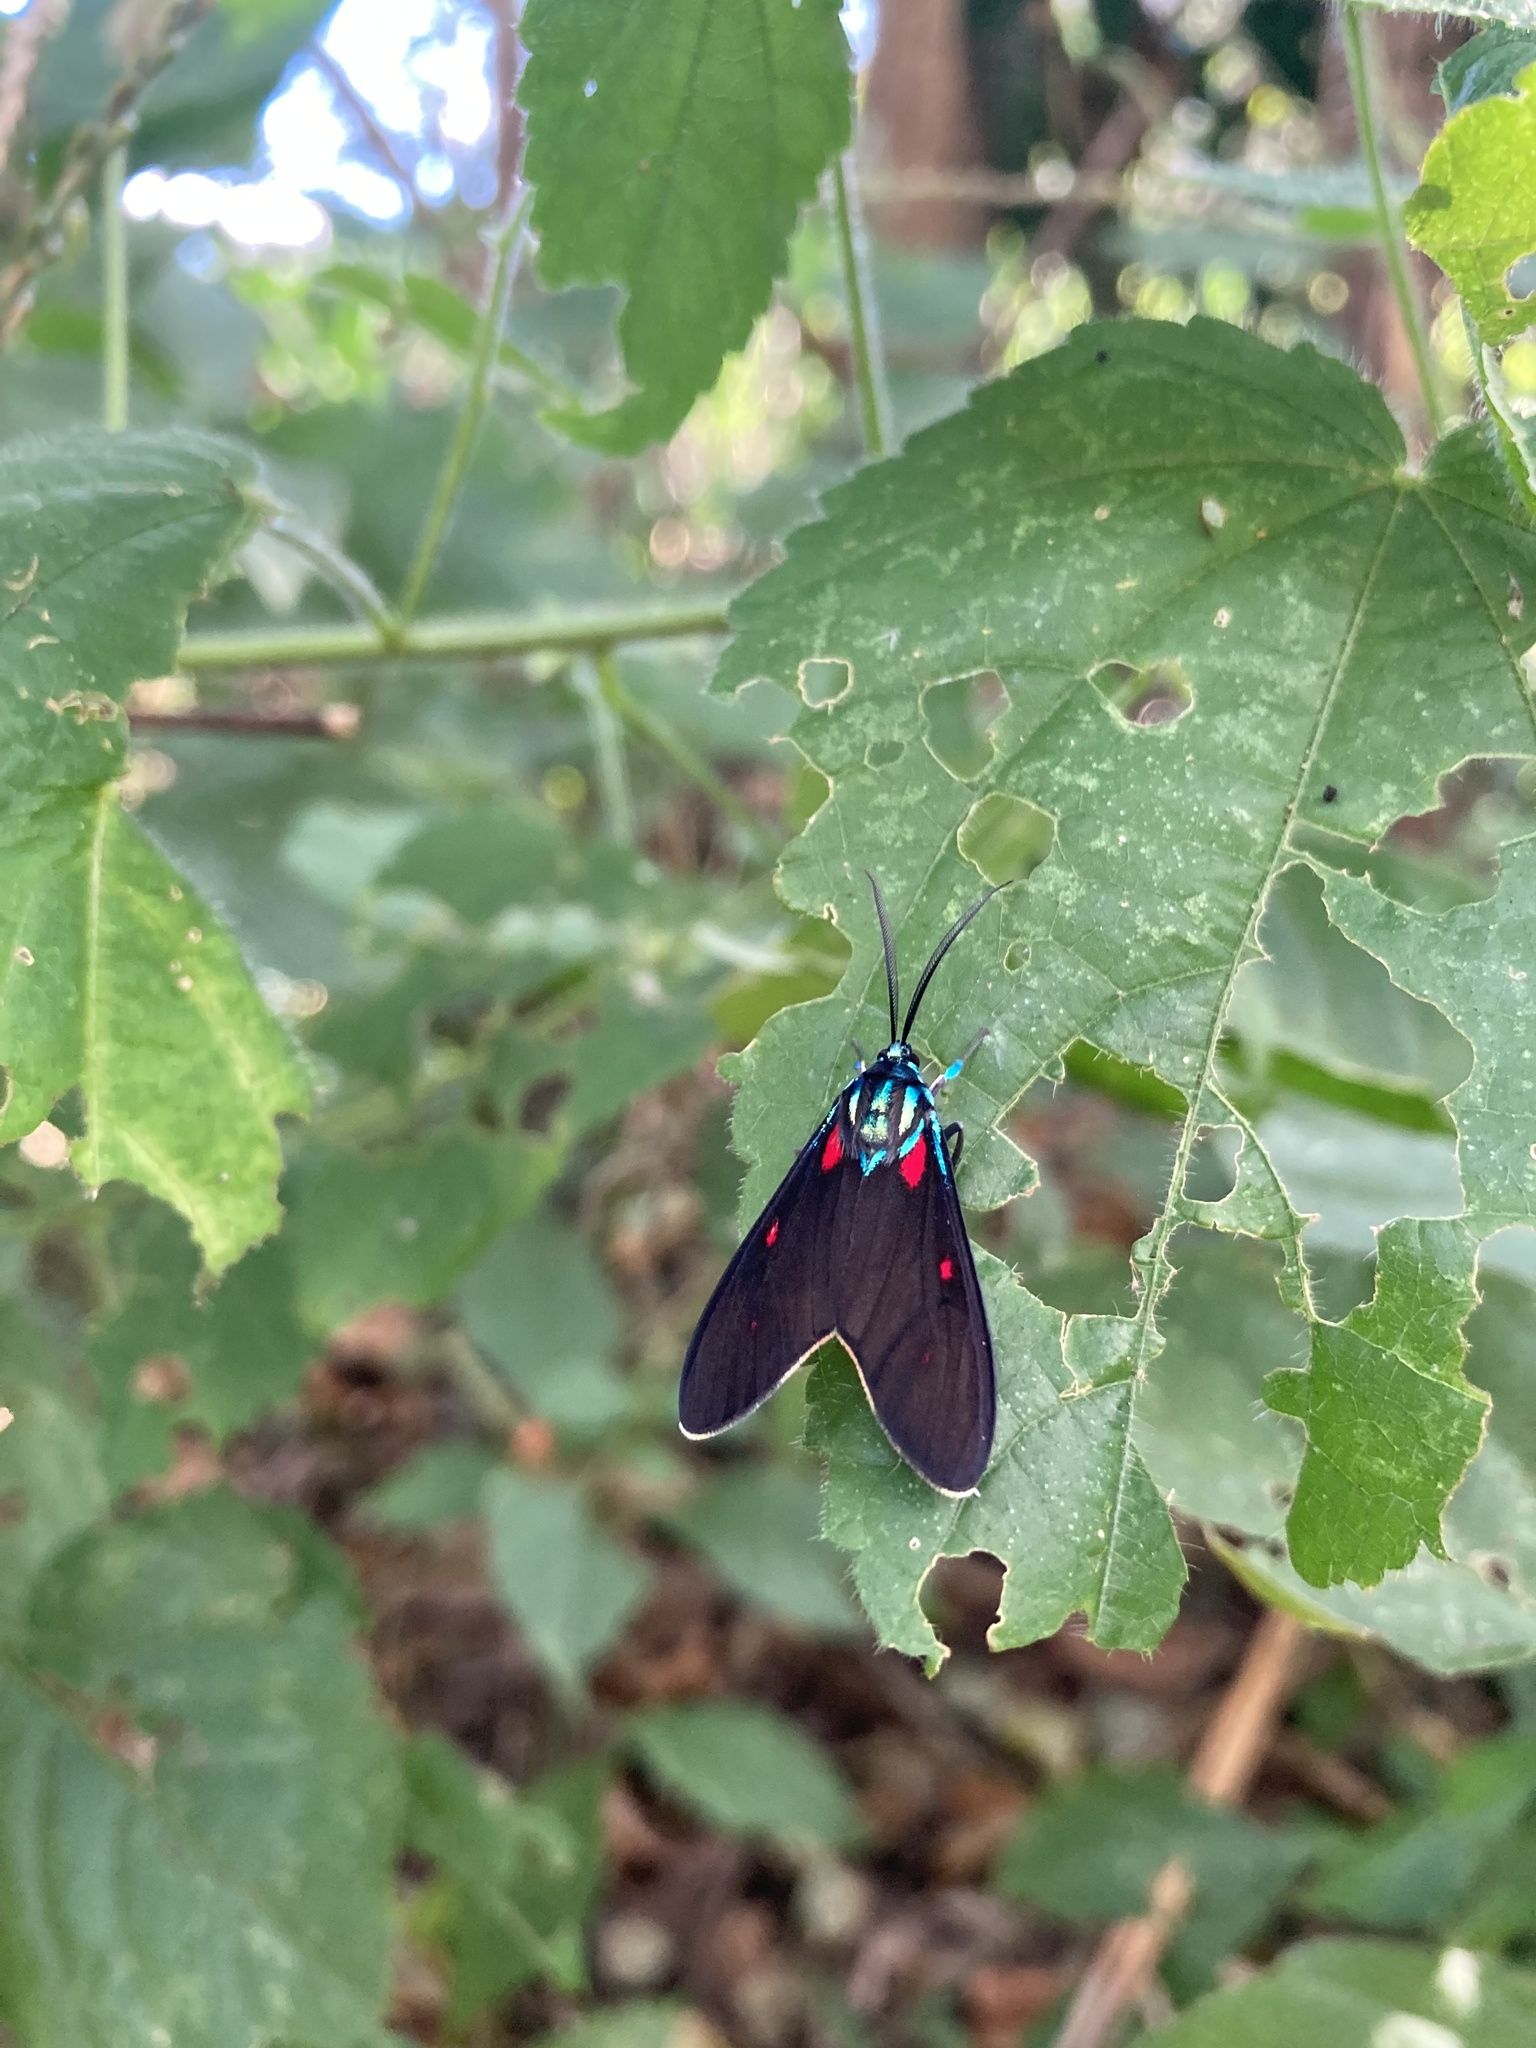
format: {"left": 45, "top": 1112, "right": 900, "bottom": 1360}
{"left": 921, "top": 668, "right": 1009, "bottom": 780}
{"left": 865, "top": 737, "right": 905, "bottom": 769}
{"left": 1092, "top": 657, "right": 1194, "bottom": 728}
{"left": 1366, "top": 756, "right": 1536, "bottom": 912}
{"left": 1472, "top": 1551, "right": 1515, "bottom": 1591}
{"left": 1504, "top": 251, "right": 1536, "bottom": 303}
{"left": 797, "top": 657, "right": 852, "bottom": 707}
{"left": 957, "top": 791, "right": 1054, "bottom": 886}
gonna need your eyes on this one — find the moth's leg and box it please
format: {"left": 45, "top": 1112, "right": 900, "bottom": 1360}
{"left": 930, "top": 1027, "right": 990, "bottom": 1095}
{"left": 852, "top": 1038, "right": 866, "bottom": 1072}
{"left": 941, "top": 1121, "right": 964, "bottom": 1172}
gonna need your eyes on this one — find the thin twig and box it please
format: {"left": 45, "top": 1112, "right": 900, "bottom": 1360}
{"left": 0, "top": 0, "right": 216, "bottom": 345}
{"left": 1340, "top": 2, "right": 1445, "bottom": 442}
{"left": 100, "top": 144, "right": 128, "bottom": 431}
{"left": 130, "top": 705, "right": 360, "bottom": 739}
{"left": 831, "top": 150, "right": 893, "bottom": 458}
{"left": 398, "top": 188, "right": 532, "bottom": 626}
{"left": 1051, "top": 1609, "right": 1310, "bottom": 2048}
{"left": 177, "top": 596, "right": 732, "bottom": 673}
{"left": 308, "top": 38, "right": 420, "bottom": 222}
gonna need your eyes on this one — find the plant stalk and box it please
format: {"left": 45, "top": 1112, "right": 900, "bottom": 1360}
{"left": 397, "top": 188, "right": 532, "bottom": 625}
{"left": 100, "top": 145, "right": 129, "bottom": 431}
{"left": 264, "top": 514, "right": 399, "bottom": 639}
{"left": 831, "top": 149, "right": 893, "bottom": 459}
{"left": 575, "top": 651, "right": 636, "bottom": 846}
{"left": 592, "top": 653, "right": 778, "bottom": 858}
{"left": 1340, "top": 2, "right": 1445, "bottom": 442}
{"left": 178, "top": 597, "right": 731, "bottom": 673}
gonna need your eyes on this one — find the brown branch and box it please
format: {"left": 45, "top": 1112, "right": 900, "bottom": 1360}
{"left": 1052, "top": 1609, "right": 1311, "bottom": 2048}
{"left": 0, "top": 0, "right": 215, "bottom": 344}
{"left": 0, "top": 0, "right": 70, "bottom": 177}
{"left": 307, "top": 40, "right": 420, "bottom": 222}
{"left": 1031, "top": 93, "right": 1151, "bottom": 264}
{"left": 130, "top": 703, "right": 360, "bottom": 740}
{"left": 486, "top": 0, "right": 525, "bottom": 213}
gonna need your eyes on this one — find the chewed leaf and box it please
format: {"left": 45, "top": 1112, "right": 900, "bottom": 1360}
{"left": 1266, "top": 1218, "right": 1488, "bottom": 1587}
{"left": 0, "top": 430, "right": 311, "bottom": 1272}
{"left": 808, "top": 1251, "right": 1186, "bottom": 1670}
{"left": 716, "top": 318, "right": 1536, "bottom": 1649}
{"left": 1406, "top": 58, "right": 1536, "bottom": 337}
{"left": 521, "top": 0, "right": 850, "bottom": 453}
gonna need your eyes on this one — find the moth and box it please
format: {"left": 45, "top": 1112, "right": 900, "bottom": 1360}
{"left": 679, "top": 876, "right": 999, "bottom": 1494}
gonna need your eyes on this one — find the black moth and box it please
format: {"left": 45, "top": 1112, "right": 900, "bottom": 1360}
{"left": 679, "top": 875, "right": 999, "bottom": 1494}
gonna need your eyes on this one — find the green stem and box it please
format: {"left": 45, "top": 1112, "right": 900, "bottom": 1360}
{"left": 397, "top": 189, "right": 531, "bottom": 625}
{"left": 831, "top": 150, "right": 893, "bottom": 459}
{"left": 264, "top": 514, "right": 399, "bottom": 638}
{"left": 100, "top": 145, "right": 129, "bottom": 431}
{"left": 575, "top": 651, "right": 635, "bottom": 845}
{"left": 178, "top": 596, "right": 730, "bottom": 673}
{"left": 1341, "top": 3, "right": 1445, "bottom": 442}
{"left": 593, "top": 650, "right": 779, "bottom": 859}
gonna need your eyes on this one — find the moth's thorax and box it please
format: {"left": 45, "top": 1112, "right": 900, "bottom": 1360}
{"left": 846, "top": 1051, "right": 933, "bottom": 1177}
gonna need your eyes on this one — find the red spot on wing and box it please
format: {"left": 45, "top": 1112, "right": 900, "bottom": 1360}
{"left": 899, "top": 1136, "right": 926, "bottom": 1188}
{"left": 765, "top": 1219, "right": 779, "bottom": 1247}
{"left": 821, "top": 1122, "right": 845, "bottom": 1172}
{"left": 939, "top": 1255, "right": 954, "bottom": 1282}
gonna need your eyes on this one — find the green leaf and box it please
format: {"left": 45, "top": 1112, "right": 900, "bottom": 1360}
{"left": 287, "top": 1134, "right": 558, "bottom": 1335}
{"left": 1306, "top": 1732, "right": 1536, "bottom": 1931}
{"left": 88, "top": 1201, "right": 309, "bottom": 1489}
{"left": 1138, "top": 1234, "right": 1536, "bottom": 1676}
{"left": 520, "top": 0, "right": 851, "bottom": 452}
{"left": 360, "top": 1440, "right": 499, "bottom": 1531}
{"left": 1355, "top": 0, "right": 1536, "bottom": 27}
{"left": 459, "top": 1210, "right": 630, "bottom": 1438}
{"left": 379, "top": 803, "right": 568, "bottom": 926}
{"left": 717, "top": 318, "right": 1536, "bottom": 1645}
{"left": 1440, "top": 25, "right": 1536, "bottom": 114}
{"left": 627, "top": 1697, "right": 860, "bottom": 1851}
{"left": 1405, "top": 58, "right": 1536, "bottom": 337}
{"left": 808, "top": 1251, "right": 1186, "bottom": 1670}
{"left": 0, "top": 1298, "right": 106, "bottom": 1638}
{"left": 997, "top": 1767, "right": 1311, "bottom": 1994}
{"left": 0, "top": 431, "right": 309, "bottom": 1271}
{"left": 1266, "top": 1219, "right": 1488, "bottom": 1587}
{"left": 403, "top": 1731, "right": 585, "bottom": 2012}
{"left": 0, "top": 1492, "right": 399, "bottom": 2048}
{"left": 1152, "top": 1937, "right": 1536, "bottom": 2048}
{"left": 481, "top": 1467, "right": 649, "bottom": 1696}
{"left": 664, "top": 1464, "right": 860, "bottom": 1635}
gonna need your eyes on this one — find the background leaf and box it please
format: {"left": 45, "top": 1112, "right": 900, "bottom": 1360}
{"left": 627, "top": 1697, "right": 861, "bottom": 1851}
{"left": 521, "top": 0, "right": 852, "bottom": 452}
{"left": 0, "top": 1492, "right": 399, "bottom": 2048}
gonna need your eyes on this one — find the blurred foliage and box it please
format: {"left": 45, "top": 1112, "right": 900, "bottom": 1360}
{"left": 0, "top": 0, "right": 1532, "bottom": 2043}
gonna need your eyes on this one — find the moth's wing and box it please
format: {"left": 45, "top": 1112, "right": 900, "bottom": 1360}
{"left": 834, "top": 1118, "right": 996, "bottom": 1494}
{"left": 678, "top": 1101, "right": 851, "bottom": 1438}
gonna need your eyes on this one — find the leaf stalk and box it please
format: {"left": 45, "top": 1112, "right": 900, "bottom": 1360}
{"left": 1340, "top": 3, "right": 1445, "bottom": 442}
{"left": 100, "top": 145, "right": 129, "bottom": 432}
{"left": 831, "top": 150, "right": 893, "bottom": 459}
{"left": 397, "top": 188, "right": 533, "bottom": 627}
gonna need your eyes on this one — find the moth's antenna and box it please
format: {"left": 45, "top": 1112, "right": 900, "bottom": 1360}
{"left": 901, "top": 886, "right": 1005, "bottom": 1043}
{"left": 865, "top": 871, "right": 900, "bottom": 1044}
